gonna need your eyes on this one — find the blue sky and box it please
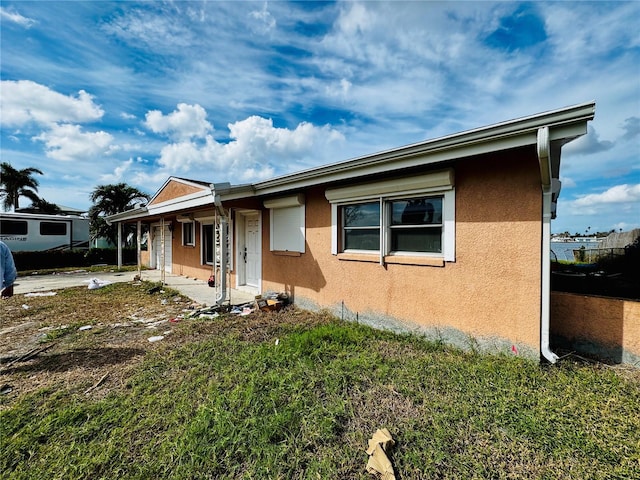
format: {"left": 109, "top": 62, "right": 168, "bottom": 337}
{"left": 1, "top": 1, "right": 638, "bottom": 235}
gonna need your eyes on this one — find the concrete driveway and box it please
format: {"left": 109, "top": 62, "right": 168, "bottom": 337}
{"left": 12, "top": 269, "right": 256, "bottom": 306}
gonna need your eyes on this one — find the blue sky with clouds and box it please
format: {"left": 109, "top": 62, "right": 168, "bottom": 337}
{"left": 1, "top": 1, "right": 638, "bottom": 234}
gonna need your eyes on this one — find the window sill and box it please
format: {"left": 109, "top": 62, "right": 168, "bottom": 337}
{"left": 384, "top": 255, "right": 444, "bottom": 267}
{"left": 337, "top": 253, "right": 379, "bottom": 263}
{"left": 272, "top": 250, "right": 302, "bottom": 257}
{"left": 337, "top": 252, "right": 445, "bottom": 267}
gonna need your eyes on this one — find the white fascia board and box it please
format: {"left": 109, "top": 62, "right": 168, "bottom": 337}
{"left": 149, "top": 189, "right": 213, "bottom": 211}
{"left": 147, "top": 193, "right": 215, "bottom": 216}
{"left": 105, "top": 207, "right": 149, "bottom": 224}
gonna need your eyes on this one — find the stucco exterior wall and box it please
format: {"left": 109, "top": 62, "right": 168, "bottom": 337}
{"left": 551, "top": 292, "right": 640, "bottom": 364}
{"left": 260, "top": 149, "right": 543, "bottom": 356}
{"left": 170, "top": 221, "right": 212, "bottom": 280}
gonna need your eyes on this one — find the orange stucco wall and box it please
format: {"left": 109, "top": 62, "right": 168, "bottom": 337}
{"left": 551, "top": 292, "right": 640, "bottom": 364}
{"left": 259, "top": 149, "right": 543, "bottom": 355}
{"left": 170, "top": 221, "right": 213, "bottom": 280}
{"left": 150, "top": 181, "right": 203, "bottom": 205}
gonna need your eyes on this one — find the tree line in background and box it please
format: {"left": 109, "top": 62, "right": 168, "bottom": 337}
{"left": 0, "top": 162, "right": 149, "bottom": 248}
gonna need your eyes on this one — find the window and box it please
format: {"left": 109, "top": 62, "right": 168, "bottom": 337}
{"left": 1, "top": 220, "right": 27, "bottom": 235}
{"left": 389, "top": 197, "right": 442, "bottom": 253}
{"left": 202, "top": 224, "right": 214, "bottom": 264}
{"left": 182, "top": 222, "right": 194, "bottom": 246}
{"left": 264, "top": 194, "right": 305, "bottom": 253}
{"left": 326, "top": 169, "right": 455, "bottom": 262}
{"left": 342, "top": 202, "right": 380, "bottom": 251}
{"left": 40, "top": 222, "right": 67, "bottom": 236}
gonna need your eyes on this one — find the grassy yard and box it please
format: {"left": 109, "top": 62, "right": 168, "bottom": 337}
{"left": 1, "top": 282, "right": 639, "bottom": 479}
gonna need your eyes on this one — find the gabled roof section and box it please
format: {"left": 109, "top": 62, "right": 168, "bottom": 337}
{"left": 106, "top": 177, "right": 216, "bottom": 223}
{"left": 149, "top": 177, "right": 213, "bottom": 206}
{"left": 219, "top": 101, "right": 595, "bottom": 201}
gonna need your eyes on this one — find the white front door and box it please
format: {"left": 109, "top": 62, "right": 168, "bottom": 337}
{"left": 244, "top": 214, "right": 260, "bottom": 287}
{"left": 152, "top": 225, "right": 172, "bottom": 273}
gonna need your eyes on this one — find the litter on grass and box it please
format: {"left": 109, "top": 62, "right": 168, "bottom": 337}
{"left": 78, "top": 325, "right": 93, "bottom": 331}
{"left": 366, "top": 428, "right": 396, "bottom": 480}
{"left": 24, "top": 291, "right": 57, "bottom": 297}
{"left": 87, "top": 278, "right": 112, "bottom": 290}
{"left": 148, "top": 335, "right": 164, "bottom": 342}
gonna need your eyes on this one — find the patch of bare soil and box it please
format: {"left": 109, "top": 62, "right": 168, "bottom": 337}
{"left": 0, "top": 282, "right": 332, "bottom": 406}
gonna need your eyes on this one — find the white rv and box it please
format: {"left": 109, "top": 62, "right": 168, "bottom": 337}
{"left": 0, "top": 212, "right": 90, "bottom": 252}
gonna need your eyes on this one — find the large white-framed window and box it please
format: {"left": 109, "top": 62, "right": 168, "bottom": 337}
{"left": 326, "top": 169, "right": 455, "bottom": 262}
{"left": 264, "top": 194, "right": 305, "bottom": 253}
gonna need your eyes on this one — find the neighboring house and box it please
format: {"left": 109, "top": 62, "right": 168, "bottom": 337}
{"left": 108, "top": 102, "right": 597, "bottom": 363}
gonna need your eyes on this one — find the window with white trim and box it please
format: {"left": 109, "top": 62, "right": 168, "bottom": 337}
{"left": 182, "top": 221, "right": 195, "bottom": 246}
{"left": 264, "top": 194, "right": 306, "bottom": 253}
{"left": 326, "top": 169, "right": 455, "bottom": 262}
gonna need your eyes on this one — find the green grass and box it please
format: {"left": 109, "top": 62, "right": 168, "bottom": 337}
{"left": 2, "top": 318, "right": 639, "bottom": 479}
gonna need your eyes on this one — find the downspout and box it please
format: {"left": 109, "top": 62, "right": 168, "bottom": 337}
{"left": 214, "top": 193, "right": 228, "bottom": 306}
{"left": 537, "top": 127, "right": 559, "bottom": 364}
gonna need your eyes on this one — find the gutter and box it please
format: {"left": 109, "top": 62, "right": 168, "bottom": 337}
{"left": 537, "top": 127, "right": 559, "bottom": 364}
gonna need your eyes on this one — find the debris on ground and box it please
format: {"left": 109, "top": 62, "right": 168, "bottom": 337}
{"left": 84, "top": 373, "right": 109, "bottom": 395}
{"left": 366, "top": 428, "right": 396, "bottom": 480}
{"left": 147, "top": 335, "right": 164, "bottom": 343}
{"left": 24, "top": 291, "right": 57, "bottom": 297}
{"left": 87, "top": 278, "right": 112, "bottom": 290}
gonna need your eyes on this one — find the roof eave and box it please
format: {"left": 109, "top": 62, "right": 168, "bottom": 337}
{"left": 223, "top": 101, "right": 595, "bottom": 200}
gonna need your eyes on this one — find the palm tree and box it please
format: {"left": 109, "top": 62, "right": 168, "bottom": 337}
{"left": 18, "top": 198, "right": 62, "bottom": 215}
{"left": 89, "top": 183, "right": 149, "bottom": 247}
{"left": 0, "top": 162, "right": 43, "bottom": 211}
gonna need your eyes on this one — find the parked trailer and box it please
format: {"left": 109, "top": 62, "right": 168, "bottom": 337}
{"left": 0, "top": 212, "right": 90, "bottom": 252}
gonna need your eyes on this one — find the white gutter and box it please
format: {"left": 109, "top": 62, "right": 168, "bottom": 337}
{"left": 537, "top": 127, "right": 559, "bottom": 364}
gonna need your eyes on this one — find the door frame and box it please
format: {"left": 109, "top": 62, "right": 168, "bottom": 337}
{"left": 235, "top": 209, "right": 262, "bottom": 294}
{"left": 150, "top": 222, "right": 172, "bottom": 273}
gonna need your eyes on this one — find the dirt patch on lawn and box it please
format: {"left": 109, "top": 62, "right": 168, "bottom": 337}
{"left": 0, "top": 281, "right": 322, "bottom": 405}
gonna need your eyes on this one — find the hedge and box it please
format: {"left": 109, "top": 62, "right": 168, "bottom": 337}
{"left": 13, "top": 248, "right": 139, "bottom": 271}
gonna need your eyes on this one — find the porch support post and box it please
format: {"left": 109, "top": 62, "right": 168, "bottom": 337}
{"left": 136, "top": 220, "right": 142, "bottom": 279}
{"left": 117, "top": 222, "right": 123, "bottom": 269}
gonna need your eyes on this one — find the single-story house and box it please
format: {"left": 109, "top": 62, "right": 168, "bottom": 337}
{"left": 108, "top": 101, "right": 598, "bottom": 363}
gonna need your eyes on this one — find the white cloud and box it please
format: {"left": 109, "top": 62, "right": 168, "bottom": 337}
{"left": 0, "top": 80, "right": 104, "bottom": 127}
{"left": 102, "top": 7, "right": 194, "bottom": 51}
{"left": 144, "top": 103, "right": 212, "bottom": 141}
{"left": 573, "top": 184, "right": 640, "bottom": 207}
{"left": 33, "top": 124, "right": 114, "bottom": 162}
{"left": 154, "top": 115, "right": 344, "bottom": 182}
{"left": 564, "top": 126, "right": 614, "bottom": 156}
{"left": 0, "top": 7, "right": 36, "bottom": 28}
{"left": 559, "top": 176, "right": 576, "bottom": 189}
{"left": 249, "top": 3, "right": 276, "bottom": 34}
{"left": 100, "top": 159, "right": 134, "bottom": 183}
{"left": 621, "top": 117, "right": 640, "bottom": 141}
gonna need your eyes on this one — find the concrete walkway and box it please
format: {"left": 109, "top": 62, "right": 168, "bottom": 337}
{"left": 12, "top": 269, "right": 256, "bottom": 307}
